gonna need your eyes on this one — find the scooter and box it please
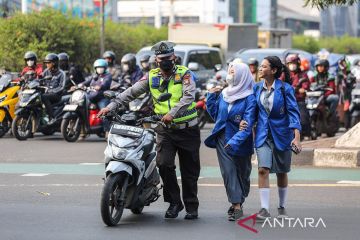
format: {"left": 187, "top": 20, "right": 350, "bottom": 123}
{"left": 306, "top": 83, "right": 340, "bottom": 140}
{"left": 0, "top": 73, "right": 21, "bottom": 137}
{"left": 12, "top": 77, "right": 67, "bottom": 140}
{"left": 100, "top": 92, "right": 172, "bottom": 226}
{"left": 61, "top": 86, "right": 106, "bottom": 142}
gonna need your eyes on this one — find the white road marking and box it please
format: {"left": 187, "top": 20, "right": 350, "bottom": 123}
{"left": 337, "top": 180, "right": 360, "bottom": 185}
{"left": 21, "top": 173, "right": 50, "bottom": 177}
{"left": 79, "top": 163, "right": 103, "bottom": 165}
{"left": 0, "top": 183, "right": 359, "bottom": 187}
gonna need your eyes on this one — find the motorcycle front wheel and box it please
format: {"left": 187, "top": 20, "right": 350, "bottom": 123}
{"left": 61, "top": 117, "right": 81, "bottom": 142}
{"left": 100, "top": 173, "right": 129, "bottom": 226}
{"left": 12, "top": 115, "right": 32, "bottom": 141}
{"left": 0, "top": 117, "right": 10, "bottom": 138}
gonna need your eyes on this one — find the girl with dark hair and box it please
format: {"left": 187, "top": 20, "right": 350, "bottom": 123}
{"left": 240, "top": 56, "right": 302, "bottom": 221}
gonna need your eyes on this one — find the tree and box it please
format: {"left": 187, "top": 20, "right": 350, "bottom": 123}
{"left": 304, "top": 0, "right": 359, "bottom": 9}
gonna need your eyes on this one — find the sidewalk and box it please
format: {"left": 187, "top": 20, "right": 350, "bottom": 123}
{"left": 291, "top": 132, "right": 360, "bottom": 168}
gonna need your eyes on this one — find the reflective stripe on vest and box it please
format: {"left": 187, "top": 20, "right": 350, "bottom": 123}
{"left": 149, "top": 66, "right": 197, "bottom": 123}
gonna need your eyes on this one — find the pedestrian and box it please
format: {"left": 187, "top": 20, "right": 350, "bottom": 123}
{"left": 98, "top": 41, "right": 201, "bottom": 220}
{"left": 240, "top": 56, "right": 302, "bottom": 221}
{"left": 204, "top": 62, "right": 256, "bottom": 221}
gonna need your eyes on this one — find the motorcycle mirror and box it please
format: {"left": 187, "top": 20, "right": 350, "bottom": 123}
{"left": 157, "top": 93, "right": 172, "bottom": 102}
{"left": 214, "top": 64, "right": 222, "bottom": 72}
{"left": 104, "top": 90, "right": 116, "bottom": 99}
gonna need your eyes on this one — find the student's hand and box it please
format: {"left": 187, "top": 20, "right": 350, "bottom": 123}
{"left": 208, "top": 86, "right": 222, "bottom": 93}
{"left": 291, "top": 129, "right": 302, "bottom": 152}
{"left": 239, "top": 120, "right": 248, "bottom": 131}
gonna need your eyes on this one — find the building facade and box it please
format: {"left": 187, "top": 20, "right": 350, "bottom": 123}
{"left": 117, "top": 0, "right": 232, "bottom": 27}
{"left": 321, "top": 3, "right": 360, "bottom": 37}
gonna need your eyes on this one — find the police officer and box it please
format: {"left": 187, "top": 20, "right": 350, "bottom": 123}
{"left": 42, "top": 53, "right": 66, "bottom": 123}
{"left": 98, "top": 41, "right": 201, "bottom": 220}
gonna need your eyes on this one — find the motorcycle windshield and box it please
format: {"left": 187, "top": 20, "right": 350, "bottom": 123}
{"left": 108, "top": 134, "right": 139, "bottom": 148}
{"left": 0, "top": 74, "right": 11, "bottom": 91}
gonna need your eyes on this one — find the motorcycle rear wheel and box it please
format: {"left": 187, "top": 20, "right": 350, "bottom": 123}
{"left": 100, "top": 173, "right": 128, "bottom": 226}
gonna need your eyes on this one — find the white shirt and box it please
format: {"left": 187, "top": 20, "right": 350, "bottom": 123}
{"left": 260, "top": 81, "right": 276, "bottom": 112}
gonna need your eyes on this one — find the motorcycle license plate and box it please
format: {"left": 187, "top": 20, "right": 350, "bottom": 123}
{"left": 111, "top": 124, "right": 143, "bottom": 137}
{"left": 22, "top": 89, "right": 36, "bottom": 94}
{"left": 63, "top": 104, "right": 78, "bottom": 111}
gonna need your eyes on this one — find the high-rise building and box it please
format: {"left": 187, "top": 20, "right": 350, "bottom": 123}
{"left": 19, "top": 0, "right": 117, "bottom": 20}
{"left": 229, "top": 0, "right": 257, "bottom": 23}
{"left": 320, "top": 3, "right": 360, "bottom": 37}
{"left": 117, "top": 0, "right": 232, "bottom": 27}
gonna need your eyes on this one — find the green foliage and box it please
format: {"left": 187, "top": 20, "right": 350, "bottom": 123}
{"left": 304, "top": 0, "right": 359, "bottom": 9}
{"left": 0, "top": 9, "right": 167, "bottom": 72}
{"left": 293, "top": 35, "right": 360, "bottom": 54}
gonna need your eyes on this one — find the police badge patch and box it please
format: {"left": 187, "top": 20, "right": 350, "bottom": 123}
{"left": 152, "top": 76, "right": 160, "bottom": 88}
{"left": 183, "top": 73, "right": 191, "bottom": 85}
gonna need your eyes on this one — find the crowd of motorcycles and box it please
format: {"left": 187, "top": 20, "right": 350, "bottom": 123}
{"left": 1, "top": 52, "right": 360, "bottom": 226}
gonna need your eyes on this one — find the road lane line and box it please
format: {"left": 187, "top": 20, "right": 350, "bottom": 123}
{"left": 21, "top": 173, "right": 50, "bottom": 177}
{"left": 337, "top": 180, "right": 360, "bottom": 185}
{"left": 79, "top": 163, "right": 102, "bottom": 165}
{"left": 0, "top": 183, "right": 359, "bottom": 187}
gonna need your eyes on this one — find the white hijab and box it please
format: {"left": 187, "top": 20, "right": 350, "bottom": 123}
{"left": 222, "top": 62, "right": 255, "bottom": 103}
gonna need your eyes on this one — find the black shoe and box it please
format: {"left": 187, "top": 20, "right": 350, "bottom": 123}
{"left": 256, "top": 208, "right": 271, "bottom": 222}
{"left": 227, "top": 206, "right": 235, "bottom": 216}
{"left": 184, "top": 212, "right": 198, "bottom": 220}
{"left": 164, "top": 203, "right": 184, "bottom": 219}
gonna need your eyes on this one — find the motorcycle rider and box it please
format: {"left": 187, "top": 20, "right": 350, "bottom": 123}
{"left": 149, "top": 55, "right": 157, "bottom": 70}
{"left": 103, "top": 50, "right": 121, "bottom": 82}
{"left": 247, "top": 58, "right": 260, "bottom": 82}
{"left": 140, "top": 54, "right": 151, "bottom": 74}
{"left": 118, "top": 53, "right": 143, "bottom": 88}
{"left": 21, "top": 51, "right": 43, "bottom": 80}
{"left": 98, "top": 41, "right": 201, "bottom": 220}
{"left": 284, "top": 54, "right": 311, "bottom": 137}
{"left": 58, "top": 52, "right": 85, "bottom": 85}
{"left": 41, "top": 53, "right": 67, "bottom": 124}
{"left": 310, "top": 59, "right": 339, "bottom": 117}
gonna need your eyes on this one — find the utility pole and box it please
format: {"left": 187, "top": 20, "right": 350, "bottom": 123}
{"left": 169, "top": 0, "right": 175, "bottom": 24}
{"left": 155, "top": 0, "right": 161, "bottom": 29}
{"left": 100, "top": 0, "right": 105, "bottom": 56}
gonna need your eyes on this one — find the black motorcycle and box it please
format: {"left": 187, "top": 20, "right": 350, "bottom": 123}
{"left": 305, "top": 83, "right": 339, "bottom": 140}
{"left": 12, "top": 77, "right": 67, "bottom": 140}
{"left": 349, "top": 83, "right": 360, "bottom": 127}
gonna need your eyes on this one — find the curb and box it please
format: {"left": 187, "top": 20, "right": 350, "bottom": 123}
{"left": 252, "top": 148, "right": 360, "bottom": 168}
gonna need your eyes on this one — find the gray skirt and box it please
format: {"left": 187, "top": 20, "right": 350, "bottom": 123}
{"left": 255, "top": 138, "right": 292, "bottom": 173}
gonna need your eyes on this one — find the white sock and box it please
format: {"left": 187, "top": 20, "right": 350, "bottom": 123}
{"left": 278, "top": 187, "right": 288, "bottom": 208}
{"left": 259, "top": 188, "right": 270, "bottom": 211}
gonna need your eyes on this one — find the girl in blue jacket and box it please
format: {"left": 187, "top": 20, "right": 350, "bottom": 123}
{"left": 241, "top": 56, "right": 302, "bottom": 221}
{"left": 205, "top": 62, "right": 256, "bottom": 221}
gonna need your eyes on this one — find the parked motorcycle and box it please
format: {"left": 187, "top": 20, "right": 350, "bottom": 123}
{"left": 306, "top": 83, "right": 340, "bottom": 140}
{"left": 100, "top": 92, "right": 172, "bottom": 226}
{"left": 0, "top": 73, "right": 20, "bottom": 137}
{"left": 11, "top": 77, "right": 67, "bottom": 140}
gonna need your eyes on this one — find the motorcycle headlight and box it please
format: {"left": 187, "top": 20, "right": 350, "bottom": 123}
{"left": 0, "top": 95, "right": 6, "bottom": 103}
{"left": 110, "top": 143, "right": 129, "bottom": 160}
{"left": 71, "top": 90, "right": 85, "bottom": 104}
{"left": 129, "top": 101, "right": 141, "bottom": 111}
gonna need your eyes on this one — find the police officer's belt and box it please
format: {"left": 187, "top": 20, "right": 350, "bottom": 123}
{"left": 164, "top": 118, "right": 198, "bottom": 130}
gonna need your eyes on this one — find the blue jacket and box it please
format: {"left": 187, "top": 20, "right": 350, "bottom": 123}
{"left": 81, "top": 72, "right": 112, "bottom": 101}
{"left": 204, "top": 92, "right": 256, "bottom": 157}
{"left": 254, "top": 79, "right": 301, "bottom": 151}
